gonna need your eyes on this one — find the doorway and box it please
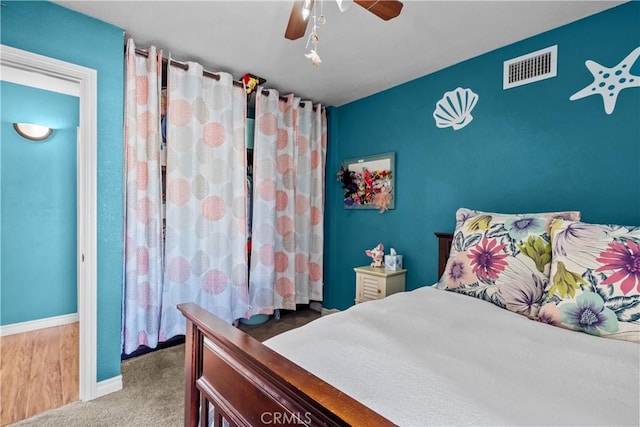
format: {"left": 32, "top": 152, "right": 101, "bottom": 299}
{"left": 0, "top": 45, "right": 98, "bottom": 412}
{"left": 0, "top": 80, "right": 79, "bottom": 424}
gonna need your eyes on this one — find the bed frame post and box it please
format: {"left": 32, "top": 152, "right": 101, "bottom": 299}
{"left": 435, "top": 232, "right": 454, "bottom": 278}
{"left": 184, "top": 318, "right": 202, "bottom": 427}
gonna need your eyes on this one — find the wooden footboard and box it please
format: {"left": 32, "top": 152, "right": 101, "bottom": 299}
{"left": 177, "top": 303, "right": 395, "bottom": 427}
{"left": 177, "top": 233, "right": 453, "bottom": 426}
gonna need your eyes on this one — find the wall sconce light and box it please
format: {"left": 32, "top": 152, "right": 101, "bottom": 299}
{"left": 13, "top": 123, "right": 53, "bottom": 141}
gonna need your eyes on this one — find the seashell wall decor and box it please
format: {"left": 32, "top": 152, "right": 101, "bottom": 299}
{"left": 433, "top": 87, "right": 479, "bottom": 130}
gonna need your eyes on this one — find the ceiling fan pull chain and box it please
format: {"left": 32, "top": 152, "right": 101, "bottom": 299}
{"left": 303, "top": 0, "right": 322, "bottom": 67}
{"left": 308, "top": 0, "right": 318, "bottom": 48}
{"left": 318, "top": 0, "right": 326, "bottom": 25}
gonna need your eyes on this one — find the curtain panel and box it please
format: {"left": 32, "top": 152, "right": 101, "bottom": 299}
{"left": 298, "top": 101, "right": 327, "bottom": 303}
{"left": 123, "top": 40, "right": 326, "bottom": 349}
{"left": 249, "top": 88, "right": 326, "bottom": 315}
{"left": 159, "top": 61, "right": 249, "bottom": 341}
{"left": 122, "top": 39, "right": 164, "bottom": 354}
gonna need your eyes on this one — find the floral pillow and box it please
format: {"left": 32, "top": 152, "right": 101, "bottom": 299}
{"left": 438, "top": 208, "right": 581, "bottom": 318}
{"left": 538, "top": 219, "right": 640, "bottom": 343}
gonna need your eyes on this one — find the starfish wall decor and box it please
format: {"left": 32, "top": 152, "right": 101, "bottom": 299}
{"left": 570, "top": 46, "right": 640, "bottom": 115}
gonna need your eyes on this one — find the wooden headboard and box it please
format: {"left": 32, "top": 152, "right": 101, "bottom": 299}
{"left": 435, "top": 232, "right": 453, "bottom": 278}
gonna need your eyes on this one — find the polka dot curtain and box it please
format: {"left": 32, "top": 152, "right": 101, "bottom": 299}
{"left": 248, "top": 88, "right": 327, "bottom": 315}
{"left": 159, "top": 60, "right": 249, "bottom": 340}
{"left": 122, "top": 39, "right": 165, "bottom": 354}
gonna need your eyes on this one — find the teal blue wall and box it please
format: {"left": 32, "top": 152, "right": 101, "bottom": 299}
{"left": 1, "top": 83, "right": 79, "bottom": 325}
{"left": 1, "top": 1, "right": 124, "bottom": 382}
{"left": 1, "top": 0, "right": 637, "bottom": 378}
{"left": 324, "top": 2, "right": 640, "bottom": 310}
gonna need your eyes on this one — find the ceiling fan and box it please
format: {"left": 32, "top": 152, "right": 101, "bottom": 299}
{"left": 285, "top": 0, "right": 404, "bottom": 40}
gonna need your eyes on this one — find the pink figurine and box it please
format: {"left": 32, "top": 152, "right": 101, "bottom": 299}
{"left": 365, "top": 243, "right": 385, "bottom": 268}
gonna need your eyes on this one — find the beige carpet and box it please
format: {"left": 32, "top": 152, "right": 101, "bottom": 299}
{"left": 10, "top": 309, "right": 320, "bottom": 427}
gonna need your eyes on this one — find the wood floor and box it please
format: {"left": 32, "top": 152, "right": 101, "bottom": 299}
{"left": 0, "top": 322, "right": 79, "bottom": 426}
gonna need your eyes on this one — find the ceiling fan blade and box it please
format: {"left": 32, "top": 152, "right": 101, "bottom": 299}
{"left": 353, "top": 0, "right": 403, "bottom": 20}
{"left": 285, "top": 0, "right": 315, "bottom": 40}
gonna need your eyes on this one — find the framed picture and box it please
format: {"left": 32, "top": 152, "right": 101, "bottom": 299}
{"left": 338, "top": 152, "right": 395, "bottom": 210}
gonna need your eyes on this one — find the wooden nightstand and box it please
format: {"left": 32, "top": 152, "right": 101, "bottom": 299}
{"left": 354, "top": 266, "right": 407, "bottom": 304}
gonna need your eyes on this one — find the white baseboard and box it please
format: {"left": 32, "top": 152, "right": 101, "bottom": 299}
{"left": 320, "top": 308, "right": 341, "bottom": 316}
{"left": 0, "top": 313, "right": 79, "bottom": 337}
{"left": 95, "top": 375, "right": 123, "bottom": 399}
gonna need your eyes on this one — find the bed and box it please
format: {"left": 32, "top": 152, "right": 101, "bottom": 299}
{"left": 178, "top": 211, "right": 640, "bottom": 426}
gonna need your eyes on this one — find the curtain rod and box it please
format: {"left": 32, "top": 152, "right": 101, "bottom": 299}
{"left": 259, "top": 91, "right": 321, "bottom": 110}
{"left": 134, "top": 48, "right": 243, "bottom": 88}
{"left": 134, "top": 48, "right": 322, "bottom": 110}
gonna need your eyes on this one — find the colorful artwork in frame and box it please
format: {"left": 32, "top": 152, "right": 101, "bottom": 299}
{"left": 337, "top": 152, "right": 395, "bottom": 212}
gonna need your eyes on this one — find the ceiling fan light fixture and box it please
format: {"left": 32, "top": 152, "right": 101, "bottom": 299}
{"left": 301, "top": 0, "right": 313, "bottom": 20}
{"left": 336, "top": 0, "right": 352, "bottom": 12}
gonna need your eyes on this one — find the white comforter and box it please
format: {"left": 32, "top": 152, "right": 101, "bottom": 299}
{"left": 265, "top": 286, "right": 640, "bottom": 426}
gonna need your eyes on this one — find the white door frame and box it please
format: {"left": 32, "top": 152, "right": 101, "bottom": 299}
{"left": 1, "top": 44, "right": 98, "bottom": 401}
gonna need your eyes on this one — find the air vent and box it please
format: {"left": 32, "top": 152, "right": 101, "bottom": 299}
{"left": 503, "top": 45, "right": 557, "bottom": 90}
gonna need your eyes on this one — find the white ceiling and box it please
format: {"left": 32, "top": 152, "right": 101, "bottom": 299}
{"left": 54, "top": 0, "right": 625, "bottom": 107}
